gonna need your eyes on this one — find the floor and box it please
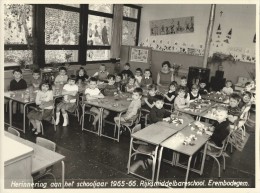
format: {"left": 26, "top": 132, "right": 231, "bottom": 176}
{"left": 4, "top": 109, "right": 256, "bottom": 189}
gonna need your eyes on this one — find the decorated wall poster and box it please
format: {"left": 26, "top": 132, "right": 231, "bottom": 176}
{"left": 150, "top": 16, "right": 194, "bottom": 36}
{"left": 130, "top": 48, "right": 149, "bottom": 63}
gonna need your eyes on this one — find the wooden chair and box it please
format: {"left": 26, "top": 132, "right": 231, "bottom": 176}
{"left": 140, "top": 108, "right": 150, "bottom": 127}
{"left": 33, "top": 137, "right": 56, "bottom": 183}
{"left": 7, "top": 127, "right": 20, "bottom": 137}
{"left": 67, "top": 93, "right": 80, "bottom": 123}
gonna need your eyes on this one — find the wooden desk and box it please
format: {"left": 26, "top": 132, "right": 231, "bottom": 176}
{"left": 128, "top": 121, "right": 190, "bottom": 182}
{"left": 4, "top": 90, "right": 36, "bottom": 133}
{"left": 200, "top": 103, "right": 229, "bottom": 121}
{"left": 5, "top": 132, "right": 65, "bottom": 188}
{"left": 176, "top": 100, "right": 215, "bottom": 121}
{"left": 156, "top": 121, "right": 210, "bottom": 188}
{"left": 82, "top": 93, "right": 131, "bottom": 140}
{"left": 201, "top": 91, "right": 229, "bottom": 104}
{"left": 4, "top": 135, "right": 34, "bottom": 189}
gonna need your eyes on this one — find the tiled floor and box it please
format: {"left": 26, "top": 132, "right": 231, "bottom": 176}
{"left": 4, "top": 110, "right": 255, "bottom": 188}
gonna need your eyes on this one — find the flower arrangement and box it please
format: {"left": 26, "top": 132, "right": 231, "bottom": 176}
{"left": 171, "top": 63, "right": 181, "bottom": 76}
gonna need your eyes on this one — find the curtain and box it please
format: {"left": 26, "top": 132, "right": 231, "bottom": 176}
{"left": 110, "top": 4, "right": 123, "bottom": 59}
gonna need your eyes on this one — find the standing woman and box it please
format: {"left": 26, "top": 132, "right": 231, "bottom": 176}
{"left": 157, "top": 61, "right": 174, "bottom": 87}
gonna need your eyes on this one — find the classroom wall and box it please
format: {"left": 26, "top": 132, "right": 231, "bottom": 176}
{"left": 134, "top": 4, "right": 256, "bottom": 84}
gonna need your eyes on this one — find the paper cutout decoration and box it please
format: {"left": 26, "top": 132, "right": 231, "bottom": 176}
{"left": 216, "top": 24, "right": 222, "bottom": 35}
{"left": 253, "top": 34, "right": 256, "bottom": 43}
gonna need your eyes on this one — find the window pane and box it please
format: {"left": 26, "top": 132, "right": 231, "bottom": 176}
{"left": 89, "top": 4, "right": 113, "bottom": 14}
{"left": 122, "top": 21, "right": 137, "bottom": 46}
{"left": 86, "top": 50, "right": 110, "bottom": 61}
{"left": 62, "top": 4, "right": 80, "bottom": 8}
{"left": 87, "top": 15, "right": 112, "bottom": 46}
{"left": 45, "top": 50, "right": 78, "bottom": 64}
{"left": 4, "top": 4, "right": 33, "bottom": 44}
{"left": 45, "top": 8, "right": 80, "bottom": 45}
{"left": 4, "top": 50, "right": 33, "bottom": 66}
{"left": 123, "top": 6, "right": 138, "bottom": 19}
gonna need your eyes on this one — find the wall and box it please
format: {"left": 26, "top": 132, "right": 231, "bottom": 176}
{"left": 135, "top": 4, "right": 256, "bottom": 84}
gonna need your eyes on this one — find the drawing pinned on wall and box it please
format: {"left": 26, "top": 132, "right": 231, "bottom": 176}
{"left": 150, "top": 16, "right": 194, "bottom": 36}
{"left": 253, "top": 33, "right": 256, "bottom": 43}
{"left": 216, "top": 24, "right": 222, "bottom": 35}
{"left": 130, "top": 48, "right": 149, "bottom": 63}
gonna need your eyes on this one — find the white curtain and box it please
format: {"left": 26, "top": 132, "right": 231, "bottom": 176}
{"left": 110, "top": 4, "right": 123, "bottom": 59}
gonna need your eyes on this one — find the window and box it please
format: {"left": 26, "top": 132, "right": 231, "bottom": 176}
{"left": 43, "top": 5, "right": 80, "bottom": 65}
{"left": 4, "top": 4, "right": 33, "bottom": 67}
{"left": 122, "top": 5, "right": 141, "bottom": 46}
{"left": 86, "top": 4, "right": 113, "bottom": 63}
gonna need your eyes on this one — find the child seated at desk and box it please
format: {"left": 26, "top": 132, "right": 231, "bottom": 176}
{"left": 227, "top": 93, "right": 241, "bottom": 130}
{"left": 135, "top": 68, "right": 143, "bottom": 86}
{"left": 207, "top": 106, "right": 230, "bottom": 148}
{"left": 164, "top": 81, "right": 177, "bottom": 104}
{"left": 140, "top": 69, "right": 153, "bottom": 88}
{"left": 148, "top": 95, "right": 171, "bottom": 124}
{"left": 9, "top": 68, "right": 28, "bottom": 114}
{"left": 30, "top": 69, "right": 42, "bottom": 90}
{"left": 142, "top": 84, "right": 157, "bottom": 110}
{"left": 121, "top": 63, "right": 134, "bottom": 84}
{"left": 55, "top": 75, "right": 78, "bottom": 127}
{"left": 54, "top": 67, "right": 68, "bottom": 85}
{"left": 76, "top": 67, "right": 89, "bottom": 83}
{"left": 189, "top": 84, "right": 201, "bottom": 103}
{"left": 174, "top": 86, "right": 190, "bottom": 109}
{"left": 198, "top": 82, "right": 208, "bottom": 95}
{"left": 115, "top": 74, "right": 123, "bottom": 91}
{"left": 93, "top": 64, "right": 109, "bottom": 82}
{"left": 114, "top": 87, "right": 142, "bottom": 126}
{"left": 221, "top": 80, "right": 233, "bottom": 96}
{"left": 237, "top": 91, "right": 252, "bottom": 128}
{"left": 27, "top": 82, "right": 53, "bottom": 135}
{"left": 125, "top": 75, "right": 137, "bottom": 93}
{"left": 84, "top": 77, "right": 105, "bottom": 131}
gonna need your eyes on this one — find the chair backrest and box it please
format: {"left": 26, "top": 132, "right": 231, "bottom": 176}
{"left": 7, "top": 127, "right": 20, "bottom": 137}
{"left": 36, "top": 137, "right": 56, "bottom": 152}
{"left": 132, "top": 124, "right": 142, "bottom": 134}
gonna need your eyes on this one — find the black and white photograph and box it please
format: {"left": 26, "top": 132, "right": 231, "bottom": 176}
{"left": 1, "top": 0, "right": 258, "bottom": 192}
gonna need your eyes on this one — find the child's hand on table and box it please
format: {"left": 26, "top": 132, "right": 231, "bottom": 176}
{"left": 163, "top": 117, "right": 171, "bottom": 122}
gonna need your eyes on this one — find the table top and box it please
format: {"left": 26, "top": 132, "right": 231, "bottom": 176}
{"left": 201, "top": 91, "right": 229, "bottom": 104}
{"left": 131, "top": 123, "right": 180, "bottom": 145}
{"left": 199, "top": 103, "right": 229, "bottom": 121}
{"left": 4, "top": 89, "right": 37, "bottom": 104}
{"left": 176, "top": 100, "right": 215, "bottom": 117}
{"left": 5, "top": 132, "right": 65, "bottom": 174}
{"left": 84, "top": 93, "right": 131, "bottom": 113}
{"left": 160, "top": 121, "right": 211, "bottom": 156}
{"left": 155, "top": 113, "right": 195, "bottom": 131}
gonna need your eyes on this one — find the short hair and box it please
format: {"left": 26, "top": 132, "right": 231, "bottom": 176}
{"left": 33, "top": 69, "right": 40, "bottom": 74}
{"left": 107, "top": 74, "right": 115, "bottom": 80}
{"left": 68, "top": 75, "right": 77, "bottom": 81}
{"left": 191, "top": 84, "right": 199, "bottom": 90}
{"left": 181, "top": 76, "right": 187, "bottom": 80}
{"left": 162, "top": 61, "right": 171, "bottom": 68}
{"left": 129, "top": 75, "right": 135, "bottom": 80}
{"left": 245, "top": 82, "right": 251, "bottom": 87}
{"left": 13, "top": 68, "right": 22, "bottom": 74}
{"left": 216, "top": 106, "right": 228, "bottom": 114}
{"left": 144, "top": 69, "right": 152, "bottom": 77}
{"left": 136, "top": 68, "right": 143, "bottom": 73}
{"left": 89, "top": 77, "right": 98, "bottom": 83}
{"left": 169, "top": 81, "right": 178, "bottom": 88}
{"left": 125, "top": 63, "right": 130, "bottom": 67}
{"left": 78, "top": 67, "right": 87, "bottom": 74}
{"left": 148, "top": 84, "right": 157, "bottom": 91}
{"left": 154, "top": 94, "right": 164, "bottom": 102}
{"left": 115, "top": 73, "right": 122, "bottom": 79}
{"left": 100, "top": 64, "right": 106, "bottom": 68}
{"left": 242, "top": 91, "right": 252, "bottom": 98}
{"left": 133, "top": 87, "right": 143, "bottom": 96}
{"left": 40, "top": 81, "right": 52, "bottom": 90}
{"left": 176, "top": 86, "right": 188, "bottom": 94}
{"left": 230, "top": 93, "right": 241, "bottom": 102}
{"left": 59, "top": 66, "right": 67, "bottom": 72}
{"left": 226, "top": 80, "right": 233, "bottom": 84}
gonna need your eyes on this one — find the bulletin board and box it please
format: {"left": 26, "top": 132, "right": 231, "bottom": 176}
{"left": 129, "top": 46, "right": 152, "bottom": 66}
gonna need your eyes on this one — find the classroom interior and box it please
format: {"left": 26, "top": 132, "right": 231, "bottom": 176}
{"left": 2, "top": 3, "right": 257, "bottom": 189}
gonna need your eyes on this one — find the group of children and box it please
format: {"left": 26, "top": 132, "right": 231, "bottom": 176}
{"left": 8, "top": 62, "right": 255, "bottom": 139}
